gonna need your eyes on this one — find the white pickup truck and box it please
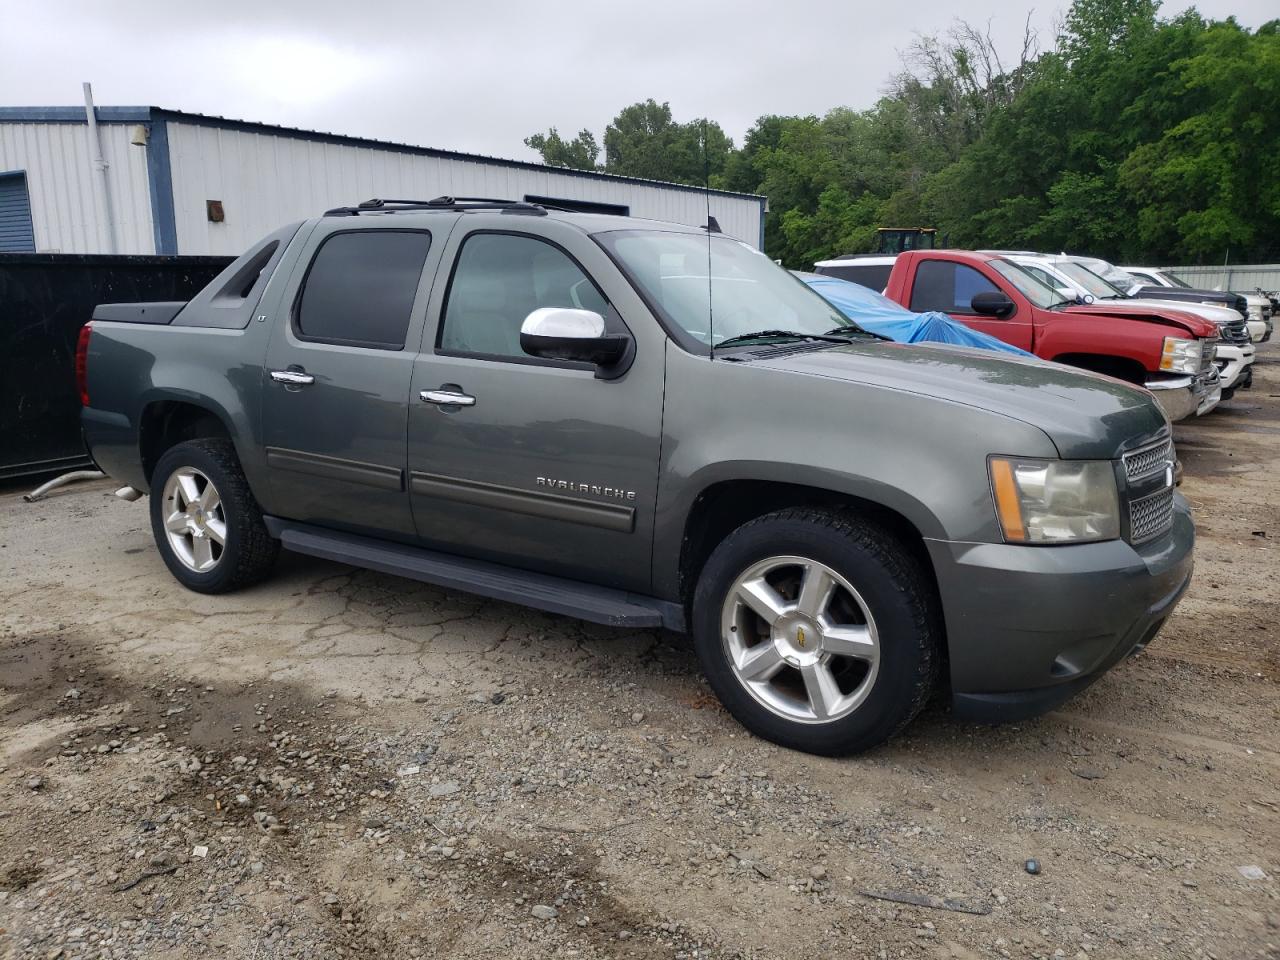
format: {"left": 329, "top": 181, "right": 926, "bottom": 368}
{"left": 999, "top": 253, "right": 1255, "bottom": 401}
{"left": 1120, "top": 266, "right": 1272, "bottom": 344}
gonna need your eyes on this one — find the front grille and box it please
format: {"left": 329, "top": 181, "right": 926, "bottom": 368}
{"left": 1123, "top": 437, "right": 1174, "bottom": 483}
{"left": 1130, "top": 486, "right": 1175, "bottom": 543}
{"left": 1219, "top": 319, "right": 1250, "bottom": 344}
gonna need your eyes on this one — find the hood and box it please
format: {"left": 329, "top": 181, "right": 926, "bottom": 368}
{"left": 1063, "top": 300, "right": 1218, "bottom": 338}
{"left": 1114, "top": 297, "right": 1239, "bottom": 326}
{"left": 754, "top": 340, "right": 1166, "bottom": 460}
{"left": 1136, "top": 286, "right": 1247, "bottom": 314}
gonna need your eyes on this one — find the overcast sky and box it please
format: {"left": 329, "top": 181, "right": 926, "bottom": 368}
{"left": 2, "top": 0, "right": 1274, "bottom": 162}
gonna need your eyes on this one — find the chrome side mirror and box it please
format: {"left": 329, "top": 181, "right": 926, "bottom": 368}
{"left": 519, "top": 308, "right": 630, "bottom": 367}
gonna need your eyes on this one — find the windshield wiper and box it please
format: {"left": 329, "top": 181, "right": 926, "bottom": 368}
{"left": 714, "top": 329, "right": 853, "bottom": 349}
{"left": 825, "top": 324, "right": 889, "bottom": 341}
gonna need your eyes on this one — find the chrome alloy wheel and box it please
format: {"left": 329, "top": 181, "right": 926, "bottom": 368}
{"left": 720, "top": 556, "right": 880, "bottom": 723}
{"left": 160, "top": 466, "right": 226, "bottom": 572}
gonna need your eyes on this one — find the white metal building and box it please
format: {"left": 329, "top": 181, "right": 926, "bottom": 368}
{"left": 0, "top": 106, "right": 767, "bottom": 256}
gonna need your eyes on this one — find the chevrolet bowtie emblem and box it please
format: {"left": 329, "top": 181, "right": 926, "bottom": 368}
{"left": 796, "top": 627, "right": 806, "bottom": 648}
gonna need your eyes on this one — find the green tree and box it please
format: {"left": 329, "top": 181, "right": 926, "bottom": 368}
{"left": 518, "top": 1, "right": 1280, "bottom": 265}
{"left": 524, "top": 128, "right": 600, "bottom": 171}
{"left": 1119, "top": 20, "right": 1280, "bottom": 260}
{"left": 602, "top": 100, "right": 733, "bottom": 185}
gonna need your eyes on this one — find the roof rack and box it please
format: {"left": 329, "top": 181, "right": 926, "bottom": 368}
{"left": 323, "top": 196, "right": 548, "bottom": 217}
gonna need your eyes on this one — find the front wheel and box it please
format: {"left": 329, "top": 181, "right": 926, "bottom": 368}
{"left": 149, "top": 439, "right": 278, "bottom": 593}
{"left": 692, "top": 509, "right": 940, "bottom": 755}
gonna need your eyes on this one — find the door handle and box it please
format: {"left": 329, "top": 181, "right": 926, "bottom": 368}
{"left": 270, "top": 369, "right": 315, "bottom": 386}
{"left": 420, "top": 389, "right": 476, "bottom": 407}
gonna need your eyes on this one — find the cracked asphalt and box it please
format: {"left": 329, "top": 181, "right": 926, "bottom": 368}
{"left": 1, "top": 345, "right": 1277, "bottom": 959}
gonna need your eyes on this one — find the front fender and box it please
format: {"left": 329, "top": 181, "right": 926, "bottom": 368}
{"left": 1040, "top": 312, "right": 1184, "bottom": 373}
{"left": 651, "top": 346, "right": 1057, "bottom": 599}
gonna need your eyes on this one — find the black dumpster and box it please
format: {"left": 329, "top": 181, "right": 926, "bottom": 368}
{"left": 0, "top": 254, "right": 232, "bottom": 479}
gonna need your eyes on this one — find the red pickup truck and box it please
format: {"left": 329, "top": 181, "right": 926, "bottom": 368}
{"left": 876, "top": 251, "right": 1221, "bottom": 421}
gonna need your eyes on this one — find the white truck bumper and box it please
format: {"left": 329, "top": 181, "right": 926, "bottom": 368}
{"left": 1215, "top": 342, "right": 1255, "bottom": 392}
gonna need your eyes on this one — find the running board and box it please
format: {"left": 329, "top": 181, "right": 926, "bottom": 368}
{"left": 263, "top": 517, "right": 684, "bottom": 631}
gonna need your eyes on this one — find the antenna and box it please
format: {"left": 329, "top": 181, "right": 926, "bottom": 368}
{"left": 703, "top": 118, "right": 715, "bottom": 361}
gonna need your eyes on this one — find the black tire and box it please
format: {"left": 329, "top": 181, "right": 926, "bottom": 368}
{"left": 691, "top": 508, "right": 940, "bottom": 755}
{"left": 149, "top": 439, "right": 279, "bottom": 594}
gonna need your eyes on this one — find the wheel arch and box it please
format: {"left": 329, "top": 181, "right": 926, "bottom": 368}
{"left": 672, "top": 477, "right": 943, "bottom": 627}
{"left": 1049, "top": 352, "right": 1147, "bottom": 384}
{"left": 138, "top": 396, "right": 237, "bottom": 484}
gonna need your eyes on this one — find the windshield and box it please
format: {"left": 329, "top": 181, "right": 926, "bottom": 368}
{"left": 988, "top": 258, "right": 1071, "bottom": 308}
{"left": 1077, "top": 256, "right": 1141, "bottom": 293}
{"left": 1160, "top": 270, "right": 1191, "bottom": 288}
{"left": 595, "top": 230, "right": 851, "bottom": 347}
{"left": 1058, "top": 261, "right": 1125, "bottom": 299}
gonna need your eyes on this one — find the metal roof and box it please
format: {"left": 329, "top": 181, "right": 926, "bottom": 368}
{"left": 0, "top": 106, "right": 766, "bottom": 204}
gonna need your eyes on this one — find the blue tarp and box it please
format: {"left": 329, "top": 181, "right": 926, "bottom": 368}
{"left": 797, "top": 272, "right": 1035, "bottom": 357}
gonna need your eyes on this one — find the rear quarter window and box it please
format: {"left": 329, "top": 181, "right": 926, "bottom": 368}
{"left": 815, "top": 263, "right": 893, "bottom": 292}
{"left": 296, "top": 231, "right": 432, "bottom": 349}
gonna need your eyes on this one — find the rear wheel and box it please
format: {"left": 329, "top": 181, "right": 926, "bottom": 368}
{"left": 692, "top": 508, "right": 940, "bottom": 755}
{"left": 149, "top": 439, "right": 278, "bottom": 593}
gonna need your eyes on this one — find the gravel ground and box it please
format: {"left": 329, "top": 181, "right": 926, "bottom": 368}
{"left": 1, "top": 346, "right": 1277, "bottom": 960}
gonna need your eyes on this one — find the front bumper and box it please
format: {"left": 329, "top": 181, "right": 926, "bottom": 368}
{"left": 1195, "top": 368, "right": 1222, "bottom": 416}
{"left": 1144, "top": 370, "right": 1215, "bottom": 422}
{"left": 1215, "top": 342, "right": 1255, "bottom": 391}
{"left": 926, "top": 495, "right": 1195, "bottom": 723}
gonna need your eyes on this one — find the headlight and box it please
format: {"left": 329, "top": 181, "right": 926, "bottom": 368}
{"left": 989, "top": 457, "right": 1120, "bottom": 544}
{"left": 1159, "top": 336, "right": 1203, "bottom": 373}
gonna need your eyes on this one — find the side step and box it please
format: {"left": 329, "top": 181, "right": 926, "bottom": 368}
{"left": 264, "top": 517, "right": 684, "bottom": 631}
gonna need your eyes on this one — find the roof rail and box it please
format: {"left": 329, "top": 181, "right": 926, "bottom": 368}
{"left": 323, "top": 196, "right": 548, "bottom": 217}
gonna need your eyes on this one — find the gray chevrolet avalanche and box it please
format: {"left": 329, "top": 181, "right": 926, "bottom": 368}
{"left": 79, "top": 198, "right": 1194, "bottom": 755}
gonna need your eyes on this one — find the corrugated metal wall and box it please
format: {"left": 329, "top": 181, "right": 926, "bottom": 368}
{"left": 166, "top": 122, "right": 763, "bottom": 254}
{"left": 0, "top": 122, "right": 155, "bottom": 254}
{"left": 1165, "top": 264, "right": 1280, "bottom": 292}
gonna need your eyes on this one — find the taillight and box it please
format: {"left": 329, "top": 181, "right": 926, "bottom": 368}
{"left": 75, "top": 322, "right": 93, "bottom": 406}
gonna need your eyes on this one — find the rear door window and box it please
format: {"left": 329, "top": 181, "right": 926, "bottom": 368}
{"left": 909, "top": 260, "right": 999, "bottom": 314}
{"left": 296, "top": 231, "right": 432, "bottom": 349}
